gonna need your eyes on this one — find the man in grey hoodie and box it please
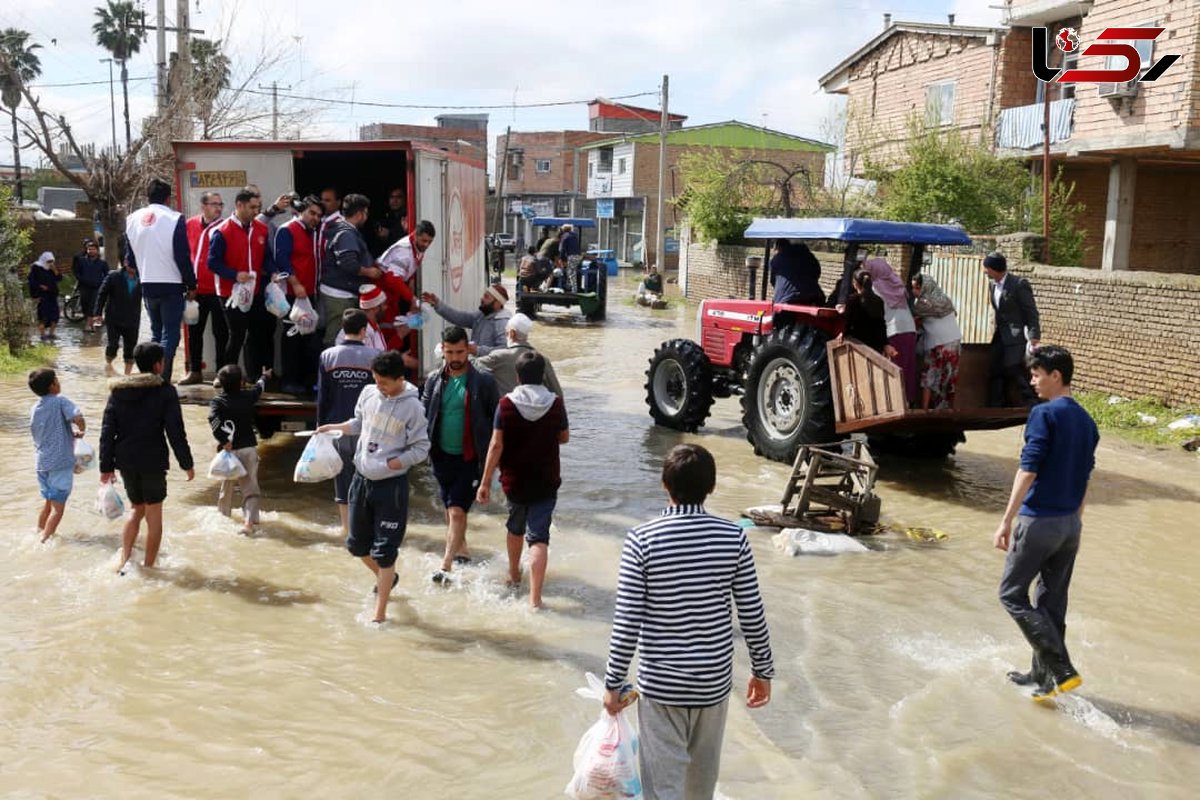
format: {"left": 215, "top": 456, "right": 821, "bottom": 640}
{"left": 477, "top": 351, "right": 569, "bottom": 609}
{"left": 318, "top": 350, "right": 429, "bottom": 623}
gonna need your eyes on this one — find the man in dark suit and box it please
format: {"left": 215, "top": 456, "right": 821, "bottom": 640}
{"left": 984, "top": 252, "right": 1041, "bottom": 407}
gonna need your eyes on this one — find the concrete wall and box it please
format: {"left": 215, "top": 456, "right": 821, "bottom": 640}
{"left": 683, "top": 235, "right": 1200, "bottom": 405}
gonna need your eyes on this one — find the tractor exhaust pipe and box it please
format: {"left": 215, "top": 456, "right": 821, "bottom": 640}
{"left": 745, "top": 255, "right": 763, "bottom": 300}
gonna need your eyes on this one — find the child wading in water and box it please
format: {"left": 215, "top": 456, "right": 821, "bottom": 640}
{"left": 209, "top": 365, "right": 269, "bottom": 534}
{"left": 28, "top": 369, "right": 86, "bottom": 542}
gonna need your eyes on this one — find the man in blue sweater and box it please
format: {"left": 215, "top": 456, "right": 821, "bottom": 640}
{"left": 994, "top": 345, "right": 1099, "bottom": 702}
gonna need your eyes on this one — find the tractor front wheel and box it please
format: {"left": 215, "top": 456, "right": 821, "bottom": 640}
{"left": 645, "top": 339, "right": 715, "bottom": 432}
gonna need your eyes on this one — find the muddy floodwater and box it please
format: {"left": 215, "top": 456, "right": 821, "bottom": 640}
{"left": 3, "top": 276, "right": 1199, "bottom": 799}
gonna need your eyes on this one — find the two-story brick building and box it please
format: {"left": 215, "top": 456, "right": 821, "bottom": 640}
{"left": 493, "top": 130, "right": 613, "bottom": 249}
{"left": 582, "top": 121, "right": 832, "bottom": 269}
{"left": 819, "top": 2, "right": 1200, "bottom": 273}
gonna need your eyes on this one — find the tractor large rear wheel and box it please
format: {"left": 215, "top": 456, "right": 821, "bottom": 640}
{"left": 742, "top": 326, "right": 834, "bottom": 463}
{"left": 645, "top": 339, "right": 714, "bottom": 432}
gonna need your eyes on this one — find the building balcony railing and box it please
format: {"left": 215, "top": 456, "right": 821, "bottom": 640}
{"left": 996, "top": 98, "right": 1074, "bottom": 150}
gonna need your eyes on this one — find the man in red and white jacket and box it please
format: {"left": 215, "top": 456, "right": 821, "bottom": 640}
{"left": 207, "top": 186, "right": 279, "bottom": 378}
{"left": 275, "top": 194, "right": 323, "bottom": 395}
{"left": 180, "top": 190, "right": 228, "bottom": 385}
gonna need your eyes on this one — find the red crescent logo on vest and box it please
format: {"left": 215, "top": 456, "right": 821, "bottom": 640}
{"left": 142, "top": 213, "right": 156, "bottom": 226}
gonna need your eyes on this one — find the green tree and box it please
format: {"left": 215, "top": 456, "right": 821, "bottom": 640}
{"left": 1028, "top": 168, "right": 1087, "bottom": 265}
{"left": 868, "top": 117, "right": 1027, "bottom": 233}
{"left": 93, "top": 0, "right": 145, "bottom": 150}
{"left": 0, "top": 28, "right": 42, "bottom": 204}
{"left": 0, "top": 185, "right": 32, "bottom": 354}
{"left": 674, "top": 149, "right": 753, "bottom": 244}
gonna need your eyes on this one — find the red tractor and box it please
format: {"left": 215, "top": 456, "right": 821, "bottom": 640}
{"left": 645, "top": 218, "right": 1029, "bottom": 463}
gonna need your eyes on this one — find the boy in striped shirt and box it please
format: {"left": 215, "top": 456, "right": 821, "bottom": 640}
{"left": 603, "top": 444, "right": 774, "bottom": 799}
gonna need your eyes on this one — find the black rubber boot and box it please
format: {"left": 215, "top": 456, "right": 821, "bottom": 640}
{"left": 1006, "top": 653, "right": 1044, "bottom": 686}
{"left": 1013, "top": 613, "right": 1082, "bottom": 701}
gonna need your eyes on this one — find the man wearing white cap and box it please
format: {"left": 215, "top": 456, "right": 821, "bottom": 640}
{"left": 420, "top": 284, "right": 512, "bottom": 356}
{"left": 336, "top": 284, "right": 388, "bottom": 352}
{"left": 474, "top": 313, "right": 563, "bottom": 397}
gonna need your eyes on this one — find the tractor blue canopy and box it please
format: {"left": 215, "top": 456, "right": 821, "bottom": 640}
{"left": 744, "top": 217, "right": 971, "bottom": 246}
{"left": 531, "top": 217, "right": 597, "bottom": 228}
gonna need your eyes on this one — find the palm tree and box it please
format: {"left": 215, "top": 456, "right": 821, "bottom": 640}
{"left": 0, "top": 28, "right": 42, "bottom": 203}
{"left": 92, "top": 0, "right": 144, "bottom": 151}
{"left": 189, "top": 37, "right": 231, "bottom": 138}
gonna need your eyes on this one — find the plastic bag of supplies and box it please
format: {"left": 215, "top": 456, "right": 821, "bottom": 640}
{"left": 287, "top": 296, "right": 318, "bottom": 336}
{"left": 564, "top": 672, "right": 642, "bottom": 800}
{"left": 292, "top": 430, "right": 343, "bottom": 483}
{"left": 73, "top": 438, "right": 95, "bottom": 473}
{"left": 264, "top": 276, "right": 291, "bottom": 318}
{"left": 183, "top": 299, "right": 200, "bottom": 325}
{"left": 208, "top": 449, "right": 248, "bottom": 480}
{"left": 227, "top": 272, "right": 257, "bottom": 314}
{"left": 94, "top": 480, "right": 126, "bottom": 520}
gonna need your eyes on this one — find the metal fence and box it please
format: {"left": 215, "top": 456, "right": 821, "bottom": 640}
{"left": 923, "top": 247, "right": 994, "bottom": 344}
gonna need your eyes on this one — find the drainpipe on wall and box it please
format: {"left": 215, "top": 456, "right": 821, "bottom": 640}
{"left": 986, "top": 29, "right": 1001, "bottom": 148}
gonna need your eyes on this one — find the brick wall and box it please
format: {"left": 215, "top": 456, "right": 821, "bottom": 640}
{"left": 844, "top": 30, "right": 999, "bottom": 171}
{"left": 1010, "top": 263, "right": 1200, "bottom": 405}
{"left": 496, "top": 131, "right": 610, "bottom": 195}
{"left": 1069, "top": 0, "right": 1199, "bottom": 151}
{"left": 25, "top": 218, "right": 95, "bottom": 270}
{"left": 684, "top": 233, "right": 1200, "bottom": 405}
{"left": 996, "top": 27, "right": 1036, "bottom": 109}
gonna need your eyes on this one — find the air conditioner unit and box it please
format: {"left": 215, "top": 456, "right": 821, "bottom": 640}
{"left": 1097, "top": 80, "right": 1138, "bottom": 99}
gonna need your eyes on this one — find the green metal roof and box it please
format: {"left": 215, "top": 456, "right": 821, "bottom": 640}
{"left": 579, "top": 121, "right": 833, "bottom": 152}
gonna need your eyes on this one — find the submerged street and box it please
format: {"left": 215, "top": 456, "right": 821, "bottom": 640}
{"left": 3, "top": 277, "right": 1199, "bottom": 798}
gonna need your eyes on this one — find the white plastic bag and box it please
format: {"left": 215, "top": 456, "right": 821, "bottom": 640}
{"left": 565, "top": 672, "right": 642, "bottom": 800}
{"left": 73, "top": 438, "right": 95, "bottom": 473}
{"left": 183, "top": 299, "right": 200, "bottom": 325}
{"left": 227, "top": 272, "right": 257, "bottom": 313}
{"left": 292, "top": 431, "right": 343, "bottom": 483}
{"left": 264, "top": 276, "right": 291, "bottom": 318}
{"left": 208, "top": 449, "right": 248, "bottom": 480}
{"left": 94, "top": 481, "right": 126, "bottom": 520}
{"left": 287, "top": 296, "right": 318, "bottom": 336}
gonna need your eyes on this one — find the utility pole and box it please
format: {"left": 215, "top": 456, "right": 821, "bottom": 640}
{"left": 656, "top": 74, "right": 669, "bottom": 272}
{"left": 259, "top": 81, "right": 291, "bottom": 139}
{"left": 175, "top": 0, "right": 193, "bottom": 137}
{"left": 100, "top": 58, "right": 117, "bottom": 155}
{"left": 155, "top": 0, "right": 167, "bottom": 113}
{"left": 493, "top": 125, "right": 512, "bottom": 235}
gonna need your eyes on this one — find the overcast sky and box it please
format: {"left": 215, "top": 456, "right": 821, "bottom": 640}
{"left": 3, "top": 0, "right": 1000, "bottom": 175}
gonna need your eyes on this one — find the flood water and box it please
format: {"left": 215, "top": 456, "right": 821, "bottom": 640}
{"left": 3, "top": 276, "right": 1199, "bottom": 799}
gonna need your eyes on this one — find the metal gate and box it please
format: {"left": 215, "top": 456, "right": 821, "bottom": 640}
{"left": 922, "top": 248, "right": 994, "bottom": 345}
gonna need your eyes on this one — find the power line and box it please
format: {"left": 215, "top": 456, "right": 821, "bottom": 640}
{"left": 31, "top": 76, "right": 154, "bottom": 89}
{"left": 238, "top": 87, "right": 659, "bottom": 111}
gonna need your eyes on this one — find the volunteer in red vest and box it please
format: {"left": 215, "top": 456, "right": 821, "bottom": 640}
{"left": 376, "top": 219, "right": 435, "bottom": 353}
{"left": 180, "top": 190, "right": 228, "bottom": 385}
{"left": 275, "top": 194, "right": 323, "bottom": 395}
{"left": 207, "top": 186, "right": 279, "bottom": 378}
{"left": 123, "top": 177, "right": 197, "bottom": 383}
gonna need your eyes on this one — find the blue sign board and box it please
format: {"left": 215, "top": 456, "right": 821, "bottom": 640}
{"left": 596, "top": 198, "right": 615, "bottom": 219}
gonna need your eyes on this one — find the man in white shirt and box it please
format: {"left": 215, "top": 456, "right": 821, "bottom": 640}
{"left": 123, "top": 178, "right": 197, "bottom": 383}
